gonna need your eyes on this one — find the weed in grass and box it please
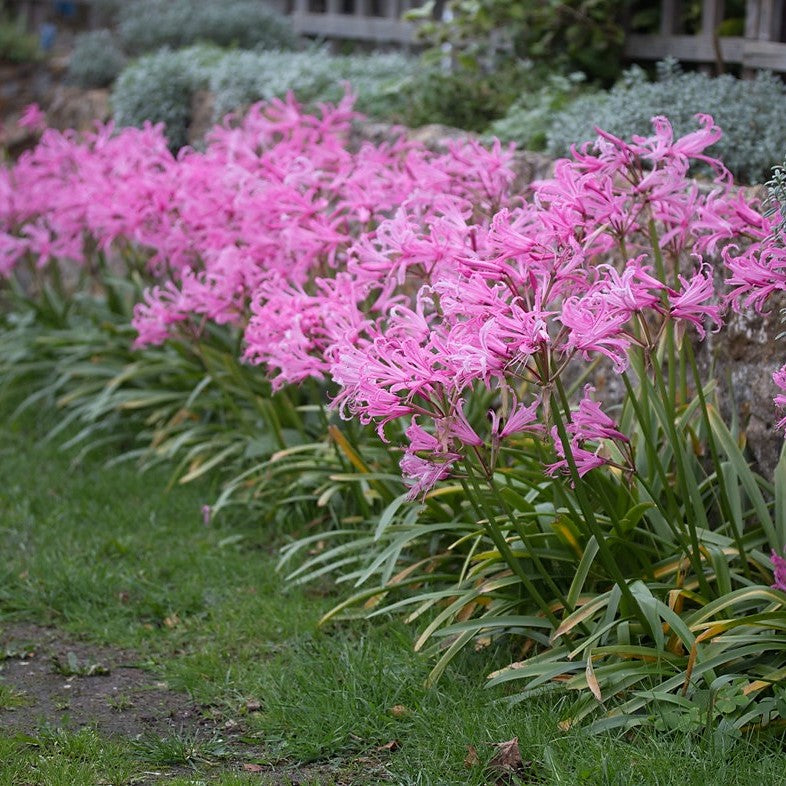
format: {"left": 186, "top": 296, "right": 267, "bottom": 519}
{"left": 0, "top": 681, "right": 28, "bottom": 709}
{"left": 106, "top": 692, "right": 133, "bottom": 712}
{"left": 132, "top": 728, "right": 231, "bottom": 767}
{"left": 0, "top": 642, "right": 36, "bottom": 660}
{"left": 51, "top": 650, "right": 110, "bottom": 677}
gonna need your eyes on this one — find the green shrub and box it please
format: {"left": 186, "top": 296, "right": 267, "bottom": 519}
{"left": 332, "top": 53, "right": 419, "bottom": 119}
{"left": 118, "top": 0, "right": 296, "bottom": 55}
{"left": 409, "top": 0, "right": 626, "bottom": 83}
{"left": 397, "top": 62, "right": 533, "bottom": 133}
{"left": 0, "top": 13, "right": 39, "bottom": 65}
{"left": 547, "top": 60, "right": 786, "bottom": 183}
{"left": 113, "top": 46, "right": 418, "bottom": 140}
{"left": 209, "top": 48, "right": 417, "bottom": 120}
{"left": 67, "top": 30, "right": 127, "bottom": 89}
{"left": 111, "top": 47, "right": 217, "bottom": 149}
{"left": 209, "top": 49, "right": 332, "bottom": 118}
{"left": 487, "top": 70, "right": 588, "bottom": 151}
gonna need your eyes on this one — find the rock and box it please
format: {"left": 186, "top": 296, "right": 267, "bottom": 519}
{"left": 707, "top": 295, "right": 786, "bottom": 477}
{"left": 511, "top": 149, "right": 553, "bottom": 189}
{"left": 407, "top": 122, "right": 469, "bottom": 148}
{"left": 47, "top": 86, "right": 111, "bottom": 132}
{"left": 188, "top": 90, "right": 216, "bottom": 148}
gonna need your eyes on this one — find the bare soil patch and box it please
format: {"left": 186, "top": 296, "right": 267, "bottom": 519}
{"left": 0, "top": 622, "right": 206, "bottom": 739}
{"left": 0, "top": 623, "right": 386, "bottom": 784}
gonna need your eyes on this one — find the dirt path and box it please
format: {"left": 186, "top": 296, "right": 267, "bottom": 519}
{"left": 0, "top": 622, "right": 368, "bottom": 784}
{"left": 0, "top": 622, "right": 208, "bottom": 739}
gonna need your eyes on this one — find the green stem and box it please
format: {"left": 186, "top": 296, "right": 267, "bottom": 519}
{"left": 461, "top": 465, "right": 560, "bottom": 628}
{"left": 474, "top": 447, "right": 574, "bottom": 614}
{"left": 548, "top": 387, "right": 651, "bottom": 633}
{"left": 649, "top": 356, "right": 714, "bottom": 598}
{"left": 684, "top": 339, "right": 752, "bottom": 580}
{"left": 620, "top": 369, "right": 679, "bottom": 522}
{"left": 649, "top": 219, "right": 678, "bottom": 406}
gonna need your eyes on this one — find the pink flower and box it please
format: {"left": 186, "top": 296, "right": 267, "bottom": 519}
{"left": 490, "top": 395, "right": 541, "bottom": 440}
{"left": 440, "top": 399, "right": 483, "bottom": 447}
{"left": 668, "top": 264, "right": 722, "bottom": 338}
{"left": 599, "top": 257, "right": 664, "bottom": 315}
{"left": 400, "top": 451, "right": 458, "bottom": 500}
{"left": 572, "top": 386, "right": 628, "bottom": 443}
{"left": 18, "top": 103, "right": 46, "bottom": 131}
{"left": 772, "top": 550, "right": 786, "bottom": 591}
{"left": 560, "top": 293, "right": 631, "bottom": 372}
{"left": 772, "top": 366, "right": 786, "bottom": 432}
{"left": 405, "top": 417, "right": 441, "bottom": 453}
{"left": 547, "top": 426, "right": 608, "bottom": 478}
{"left": 725, "top": 243, "right": 786, "bottom": 313}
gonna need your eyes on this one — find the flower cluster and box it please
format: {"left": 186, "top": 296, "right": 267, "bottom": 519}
{"left": 326, "top": 115, "right": 776, "bottom": 498}
{"left": 3, "top": 99, "right": 786, "bottom": 574}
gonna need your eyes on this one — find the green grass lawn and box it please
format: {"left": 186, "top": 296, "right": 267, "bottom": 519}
{"left": 1, "top": 416, "right": 786, "bottom": 785}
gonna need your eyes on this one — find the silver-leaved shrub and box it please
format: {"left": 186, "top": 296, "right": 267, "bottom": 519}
{"left": 112, "top": 47, "right": 417, "bottom": 147}
{"left": 67, "top": 29, "right": 127, "bottom": 89}
{"left": 117, "top": 0, "right": 296, "bottom": 55}
{"left": 547, "top": 59, "right": 786, "bottom": 183}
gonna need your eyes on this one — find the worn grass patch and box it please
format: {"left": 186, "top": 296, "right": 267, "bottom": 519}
{"left": 1, "top": 415, "right": 786, "bottom": 784}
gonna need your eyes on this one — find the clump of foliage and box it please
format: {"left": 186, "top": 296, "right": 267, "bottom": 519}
{"left": 210, "top": 48, "right": 418, "bottom": 120}
{"left": 208, "top": 48, "right": 331, "bottom": 117}
{"left": 112, "top": 47, "right": 417, "bottom": 145}
{"left": 488, "top": 69, "right": 588, "bottom": 150}
{"left": 331, "top": 53, "right": 420, "bottom": 119}
{"left": 111, "top": 46, "right": 219, "bottom": 149}
{"left": 547, "top": 59, "right": 786, "bottom": 183}
{"left": 395, "top": 61, "right": 534, "bottom": 133}
{"left": 0, "top": 12, "right": 39, "bottom": 65}
{"left": 117, "top": 0, "right": 297, "bottom": 55}
{"left": 211, "top": 48, "right": 420, "bottom": 121}
{"left": 409, "top": 0, "right": 627, "bottom": 83}
{"left": 67, "top": 30, "right": 127, "bottom": 89}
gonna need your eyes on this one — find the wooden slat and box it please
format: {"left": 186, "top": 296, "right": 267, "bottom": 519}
{"left": 660, "top": 0, "right": 682, "bottom": 34}
{"left": 701, "top": 0, "right": 724, "bottom": 32}
{"left": 746, "top": 0, "right": 762, "bottom": 37}
{"left": 743, "top": 37, "right": 786, "bottom": 66}
{"left": 291, "top": 11, "right": 415, "bottom": 42}
{"left": 759, "top": 0, "right": 777, "bottom": 38}
{"left": 624, "top": 33, "right": 745, "bottom": 61}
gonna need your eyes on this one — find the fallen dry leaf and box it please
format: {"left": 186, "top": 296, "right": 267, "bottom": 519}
{"left": 389, "top": 704, "right": 408, "bottom": 717}
{"left": 242, "top": 763, "right": 264, "bottom": 773}
{"left": 376, "top": 740, "right": 400, "bottom": 753}
{"left": 585, "top": 653, "right": 602, "bottom": 702}
{"left": 307, "top": 539, "right": 326, "bottom": 555}
{"left": 487, "top": 737, "right": 539, "bottom": 784}
{"left": 464, "top": 744, "right": 480, "bottom": 768}
{"left": 474, "top": 636, "right": 492, "bottom": 651}
{"left": 489, "top": 737, "right": 522, "bottom": 772}
{"left": 163, "top": 614, "right": 180, "bottom": 629}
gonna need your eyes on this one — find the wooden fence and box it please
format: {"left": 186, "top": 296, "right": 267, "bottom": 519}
{"left": 290, "top": 0, "right": 423, "bottom": 44}
{"left": 625, "top": 0, "right": 786, "bottom": 71}
{"left": 14, "top": 0, "right": 786, "bottom": 71}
